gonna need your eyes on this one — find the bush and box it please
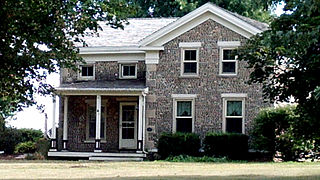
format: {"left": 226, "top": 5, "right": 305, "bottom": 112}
{"left": 14, "top": 141, "right": 36, "bottom": 154}
{"left": 35, "top": 138, "right": 50, "bottom": 158}
{"left": 204, "top": 132, "right": 248, "bottom": 160}
{"left": 250, "top": 105, "right": 317, "bottom": 161}
{"left": 0, "top": 127, "right": 22, "bottom": 154}
{"left": 0, "top": 127, "right": 43, "bottom": 154}
{"left": 165, "top": 155, "right": 230, "bottom": 162}
{"left": 157, "top": 132, "right": 201, "bottom": 159}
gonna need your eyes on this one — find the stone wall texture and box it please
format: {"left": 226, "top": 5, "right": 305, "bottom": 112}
{"left": 61, "top": 61, "right": 145, "bottom": 83}
{"left": 144, "top": 19, "right": 268, "bottom": 149}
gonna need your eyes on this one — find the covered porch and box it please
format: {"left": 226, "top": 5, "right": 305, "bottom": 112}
{"left": 48, "top": 80, "right": 148, "bottom": 160}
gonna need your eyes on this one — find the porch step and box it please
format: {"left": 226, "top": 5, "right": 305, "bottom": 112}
{"left": 89, "top": 156, "right": 143, "bottom": 161}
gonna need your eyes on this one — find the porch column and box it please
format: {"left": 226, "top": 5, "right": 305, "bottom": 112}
{"left": 137, "top": 95, "right": 144, "bottom": 152}
{"left": 62, "top": 96, "right": 68, "bottom": 151}
{"left": 94, "top": 95, "right": 102, "bottom": 152}
{"left": 49, "top": 96, "right": 57, "bottom": 151}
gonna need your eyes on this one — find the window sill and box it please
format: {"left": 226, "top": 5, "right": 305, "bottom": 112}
{"left": 84, "top": 140, "right": 107, "bottom": 143}
{"left": 77, "top": 77, "right": 95, "bottom": 81}
{"left": 218, "top": 74, "right": 237, "bottom": 77}
{"left": 179, "top": 75, "right": 199, "bottom": 79}
{"left": 119, "top": 77, "right": 137, "bottom": 80}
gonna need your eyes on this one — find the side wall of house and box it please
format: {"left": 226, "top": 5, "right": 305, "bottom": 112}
{"left": 144, "top": 19, "right": 268, "bottom": 149}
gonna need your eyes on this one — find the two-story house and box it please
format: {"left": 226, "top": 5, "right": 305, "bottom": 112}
{"left": 48, "top": 3, "right": 268, "bottom": 160}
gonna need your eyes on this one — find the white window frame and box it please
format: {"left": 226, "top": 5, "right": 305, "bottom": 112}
{"left": 222, "top": 94, "right": 246, "bottom": 134}
{"left": 180, "top": 48, "right": 199, "bottom": 77}
{"left": 85, "top": 99, "right": 107, "bottom": 141}
{"left": 172, "top": 94, "right": 197, "bottom": 133}
{"left": 78, "top": 63, "right": 95, "bottom": 80}
{"left": 119, "top": 63, "right": 137, "bottom": 79}
{"left": 219, "top": 48, "right": 238, "bottom": 76}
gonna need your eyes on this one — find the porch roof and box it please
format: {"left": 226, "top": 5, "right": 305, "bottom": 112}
{"left": 55, "top": 80, "right": 147, "bottom": 95}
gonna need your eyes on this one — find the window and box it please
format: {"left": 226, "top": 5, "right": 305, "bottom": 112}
{"left": 119, "top": 64, "right": 137, "bottom": 79}
{"left": 222, "top": 96, "right": 245, "bottom": 134}
{"left": 86, "top": 102, "right": 106, "bottom": 140}
{"left": 172, "top": 94, "right": 196, "bottom": 133}
{"left": 181, "top": 49, "right": 198, "bottom": 76}
{"left": 79, "top": 64, "right": 95, "bottom": 80}
{"left": 220, "top": 49, "right": 237, "bottom": 75}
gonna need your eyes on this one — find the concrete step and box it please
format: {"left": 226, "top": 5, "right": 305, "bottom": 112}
{"left": 89, "top": 156, "right": 144, "bottom": 161}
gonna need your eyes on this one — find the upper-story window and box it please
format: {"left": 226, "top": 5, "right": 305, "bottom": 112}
{"left": 179, "top": 42, "right": 201, "bottom": 77}
{"left": 79, "top": 64, "right": 95, "bottom": 80}
{"left": 119, "top": 63, "right": 137, "bottom": 79}
{"left": 218, "top": 41, "right": 240, "bottom": 76}
{"left": 220, "top": 49, "right": 237, "bottom": 75}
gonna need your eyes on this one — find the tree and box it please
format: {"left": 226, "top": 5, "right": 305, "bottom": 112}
{"left": 0, "top": 0, "right": 136, "bottom": 120}
{"left": 238, "top": 0, "right": 320, "bottom": 142}
{"left": 130, "top": 0, "right": 274, "bottom": 23}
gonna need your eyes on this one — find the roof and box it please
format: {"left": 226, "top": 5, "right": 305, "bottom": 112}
{"left": 57, "top": 80, "right": 146, "bottom": 91}
{"left": 78, "top": 18, "right": 178, "bottom": 47}
{"left": 77, "top": 3, "right": 268, "bottom": 48}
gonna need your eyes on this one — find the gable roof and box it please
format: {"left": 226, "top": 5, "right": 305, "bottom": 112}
{"left": 78, "top": 3, "right": 268, "bottom": 48}
{"left": 139, "top": 2, "right": 268, "bottom": 46}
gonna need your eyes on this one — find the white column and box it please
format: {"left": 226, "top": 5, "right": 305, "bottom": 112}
{"left": 50, "top": 96, "right": 57, "bottom": 151}
{"left": 142, "top": 93, "right": 146, "bottom": 152}
{"left": 137, "top": 95, "right": 143, "bottom": 152}
{"left": 94, "top": 95, "right": 102, "bottom": 152}
{"left": 62, "top": 96, "right": 68, "bottom": 150}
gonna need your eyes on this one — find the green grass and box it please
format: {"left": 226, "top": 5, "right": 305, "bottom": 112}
{"left": 0, "top": 160, "right": 319, "bottom": 179}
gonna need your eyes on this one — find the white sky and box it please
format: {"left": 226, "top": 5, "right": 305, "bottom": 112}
{"left": 7, "top": 4, "right": 285, "bottom": 132}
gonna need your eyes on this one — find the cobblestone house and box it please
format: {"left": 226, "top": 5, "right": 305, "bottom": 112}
{"left": 56, "top": 3, "right": 269, "bottom": 152}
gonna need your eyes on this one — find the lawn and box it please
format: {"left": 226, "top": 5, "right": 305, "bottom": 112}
{"left": 0, "top": 160, "right": 320, "bottom": 179}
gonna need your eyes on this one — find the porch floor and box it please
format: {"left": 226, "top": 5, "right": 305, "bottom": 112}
{"left": 48, "top": 151, "right": 146, "bottom": 161}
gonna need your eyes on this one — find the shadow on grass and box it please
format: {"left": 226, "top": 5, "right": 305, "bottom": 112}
{"left": 17, "top": 175, "right": 320, "bottom": 180}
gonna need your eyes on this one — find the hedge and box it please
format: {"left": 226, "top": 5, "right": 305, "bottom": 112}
{"left": 204, "top": 132, "right": 248, "bottom": 160}
{"left": 157, "top": 132, "right": 201, "bottom": 159}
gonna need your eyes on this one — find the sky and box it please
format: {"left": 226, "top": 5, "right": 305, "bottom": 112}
{"left": 7, "top": 3, "right": 286, "bottom": 132}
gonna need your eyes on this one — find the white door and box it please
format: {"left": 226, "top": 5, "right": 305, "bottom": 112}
{"left": 119, "top": 102, "right": 137, "bottom": 149}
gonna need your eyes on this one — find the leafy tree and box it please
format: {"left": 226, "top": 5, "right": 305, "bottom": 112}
{"left": 130, "top": 0, "right": 274, "bottom": 23}
{"left": 238, "top": 0, "right": 320, "bottom": 142}
{"left": 0, "top": 0, "right": 136, "bottom": 120}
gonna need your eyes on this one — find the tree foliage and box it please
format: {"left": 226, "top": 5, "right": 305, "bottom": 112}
{"left": 0, "top": 0, "right": 136, "bottom": 119}
{"left": 130, "top": 0, "right": 274, "bottom": 23}
{"left": 238, "top": 0, "right": 320, "bottom": 141}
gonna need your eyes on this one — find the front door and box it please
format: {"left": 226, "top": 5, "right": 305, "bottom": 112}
{"left": 119, "top": 102, "right": 137, "bottom": 149}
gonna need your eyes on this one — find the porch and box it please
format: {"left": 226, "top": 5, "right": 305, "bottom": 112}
{"left": 48, "top": 80, "right": 148, "bottom": 160}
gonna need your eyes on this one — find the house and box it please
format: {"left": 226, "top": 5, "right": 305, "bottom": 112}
{"left": 48, "top": 2, "right": 268, "bottom": 160}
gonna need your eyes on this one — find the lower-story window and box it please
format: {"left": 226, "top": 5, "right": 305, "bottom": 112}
{"left": 223, "top": 97, "right": 245, "bottom": 134}
{"left": 172, "top": 97, "right": 195, "bottom": 133}
{"left": 86, "top": 103, "right": 106, "bottom": 140}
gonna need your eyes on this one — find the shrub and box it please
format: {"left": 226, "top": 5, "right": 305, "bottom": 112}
{"left": 0, "top": 127, "right": 22, "bottom": 154}
{"left": 18, "top": 128, "right": 43, "bottom": 143}
{"left": 204, "top": 132, "right": 248, "bottom": 160}
{"left": 165, "top": 155, "right": 230, "bottom": 162}
{"left": 157, "top": 132, "right": 201, "bottom": 159}
{"left": 14, "top": 141, "right": 36, "bottom": 154}
{"left": 35, "top": 138, "right": 50, "bottom": 158}
{"left": 249, "top": 105, "right": 317, "bottom": 161}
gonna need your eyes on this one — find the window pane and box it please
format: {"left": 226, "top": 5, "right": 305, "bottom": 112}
{"left": 223, "top": 49, "right": 236, "bottom": 60}
{"left": 227, "top": 101, "right": 242, "bottom": 116}
{"left": 87, "top": 66, "right": 93, "bottom": 76}
{"left": 176, "top": 118, "right": 192, "bottom": 133}
{"left": 122, "top": 105, "right": 135, "bottom": 121}
{"left": 82, "top": 67, "right": 88, "bottom": 76}
{"left": 129, "top": 66, "right": 135, "bottom": 76}
{"left": 100, "top": 122, "right": 105, "bottom": 138}
{"left": 184, "top": 62, "right": 197, "bottom": 73}
{"left": 226, "top": 118, "right": 242, "bottom": 133}
{"left": 89, "top": 122, "right": 95, "bottom": 138}
{"left": 185, "top": 50, "right": 197, "bottom": 60}
{"left": 123, "top": 65, "right": 136, "bottom": 76}
{"left": 122, "top": 128, "right": 134, "bottom": 139}
{"left": 222, "top": 62, "right": 236, "bottom": 73}
{"left": 177, "top": 101, "right": 192, "bottom": 116}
